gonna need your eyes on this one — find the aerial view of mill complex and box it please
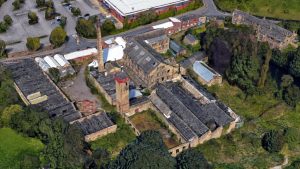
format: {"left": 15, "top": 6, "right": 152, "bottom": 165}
{"left": 0, "top": 0, "right": 300, "bottom": 168}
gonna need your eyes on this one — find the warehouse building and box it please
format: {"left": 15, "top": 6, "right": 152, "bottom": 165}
{"left": 101, "top": 0, "right": 191, "bottom": 22}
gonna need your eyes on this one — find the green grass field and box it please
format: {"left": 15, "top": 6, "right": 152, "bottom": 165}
{"left": 0, "top": 128, "right": 44, "bottom": 169}
{"left": 197, "top": 81, "right": 300, "bottom": 168}
{"left": 215, "top": 0, "right": 300, "bottom": 20}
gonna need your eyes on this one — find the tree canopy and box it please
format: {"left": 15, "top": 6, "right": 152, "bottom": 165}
{"left": 75, "top": 18, "right": 96, "bottom": 38}
{"left": 49, "top": 27, "right": 67, "bottom": 47}
{"left": 109, "top": 130, "right": 176, "bottom": 169}
{"left": 261, "top": 130, "right": 285, "bottom": 153}
{"left": 176, "top": 149, "right": 212, "bottom": 169}
{"left": 26, "top": 37, "right": 41, "bottom": 51}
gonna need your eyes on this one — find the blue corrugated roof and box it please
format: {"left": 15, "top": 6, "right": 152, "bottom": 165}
{"left": 193, "top": 61, "right": 215, "bottom": 82}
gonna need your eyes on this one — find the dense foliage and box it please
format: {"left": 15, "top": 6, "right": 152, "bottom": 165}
{"left": 176, "top": 149, "right": 212, "bottom": 169}
{"left": 0, "top": 39, "right": 6, "bottom": 58}
{"left": 108, "top": 131, "right": 176, "bottom": 169}
{"left": 71, "top": 7, "right": 81, "bottom": 17}
{"left": 75, "top": 18, "right": 96, "bottom": 38}
{"left": 49, "top": 26, "right": 67, "bottom": 47}
{"left": 28, "top": 11, "right": 39, "bottom": 25}
{"left": 26, "top": 37, "right": 40, "bottom": 51}
{"left": 0, "top": 15, "right": 13, "bottom": 33}
{"left": 261, "top": 130, "right": 285, "bottom": 153}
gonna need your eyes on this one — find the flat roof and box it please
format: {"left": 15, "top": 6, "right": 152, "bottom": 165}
{"left": 104, "top": 0, "right": 189, "bottom": 16}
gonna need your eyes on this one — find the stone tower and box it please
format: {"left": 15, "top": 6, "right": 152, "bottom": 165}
{"left": 96, "top": 21, "right": 105, "bottom": 72}
{"left": 115, "top": 72, "right": 130, "bottom": 113}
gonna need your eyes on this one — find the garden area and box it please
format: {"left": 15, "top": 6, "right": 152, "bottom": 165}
{"left": 215, "top": 0, "right": 300, "bottom": 20}
{"left": 0, "top": 127, "right": 44, "bottom": 169}
{"left": 129, "top": 110, "right": 180, "bottom": 149}
{"left": 196, "top": 80, "right": 300, "bottom": 168}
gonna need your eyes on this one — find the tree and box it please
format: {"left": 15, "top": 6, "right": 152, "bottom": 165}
{"left": 26, "top": 37, "right": 41, "bottom": 51}
{"left": 281, "top": 75, "right": 294, "bottom": 88}
{"left": 49, "top": 26, "right": 67, "bottom": 47}
{"left": 101, "top": 19, "right": 116, "bottom": 36}
{"left": 261, "top": 130, "right": 285, "bottom": 153}
{"left": 286, "top": 159, "right": 300, "bottom": 169}
{"left": 283, "top": 85, "right": 300, "bottom": 107}
{"left": 59, "top": 16, "right": 67, "bottom": 28}
{"left": 71, "top": 7, "right": 81, "bottom": 16}
{"left": 75, "top": 18, "right": 96, "bottom": 38}
{"left": 176, "top": 149, "right": 212, "bottom": 169}
{"left": 20, "top": 155, "right": 40, "bottom": 169}
{"left": 28, "top": 11, "right": 39, "bottom": 25}
{"left": 45, "top": 0, "right": 53, "bottom": 8}
{"left": 45, "top": 7, "right": 55, "bottom": 20}
{"left": 3, "top": 15, "right": 13, "bottom": 26}
{"left": 109, "top": 131, "right": 176, "bottom": 169}
{"left": 0, "top": 39, "right": 6, "bottom": 58}
{"left": 48, "top": 67, "right": 60, "bottom": 83}
{"left": 36, "top": 0, "right": 45, "bottom": 7}
{"left": 258, "top": 48, "right": 272, "bottom": 88}
{"left": 12, "top": 0, "right": 20, "bottom": 10}
{"left": 0, "top": 21, "right": 8, "bottom": 33}
{"left": 1, "top": 104, "right": 23, "bottom": 126}
{"left": 289, "top": 53, "right": 300, "bottom": 77}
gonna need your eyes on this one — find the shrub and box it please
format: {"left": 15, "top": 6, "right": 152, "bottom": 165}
{"left": 28, "top": 11, "right": 39, "bottom": 25}
{"left": 26, "top": 37, "right": 41, "bottom": 51}
{"left": 49, "top": 26, "right": 67, "bottom": 47}
{"left": 3, "top": 15, "right": 13, "bottom": 26}
{"left": 261, "top": 130, "right": 284, "bottom": 153}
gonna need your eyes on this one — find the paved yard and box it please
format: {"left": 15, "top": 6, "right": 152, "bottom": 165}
{"left": 0, "top": 0, "right": 99, "bottom": 53}
{"left": 60, "top": 65, "right": 102, "bottom": 112}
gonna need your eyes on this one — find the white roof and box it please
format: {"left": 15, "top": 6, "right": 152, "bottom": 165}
{"left": 64, "top": 48, "right": 98, "bottom": 60}
{"left": 169, "top": 17, "right": 181, "bottom": 23}
{"left": 104, "top": 38, "right": 114, "bottom": 45}
{"left": 35, "top": 57, "right": 51, "bottom": 72}
{"left": 115, "top": 37, "right": 126, "bottom": 49}
{"left": 103, "top": 45, "right": 124, "bottom": 62}
{"left": 193, "top": 61, "right": 216, "bottom": 83}
{"left": 88, "top": 45, "right": 124, "bottom": 68}
{"left": 53, "top": 54, "right": 70, "bottom": 67}
{"left": 152, "top": 21, "right": 174, "bottom": 29}
{"left": 44, "top": 56, "right": 60, "bottom": 68}
{"left": 104, "top": 0, "right": 189, "bottom": 16}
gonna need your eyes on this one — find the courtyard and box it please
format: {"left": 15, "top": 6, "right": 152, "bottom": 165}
{"left": 129, "top": 110, "right": 181, "bottom": 149}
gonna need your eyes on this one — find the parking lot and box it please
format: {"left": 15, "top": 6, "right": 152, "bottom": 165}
{"left": 0, "top": 0, "right": 99, "bottom": 53}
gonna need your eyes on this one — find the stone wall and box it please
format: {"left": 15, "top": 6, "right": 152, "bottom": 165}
{"left": 88, "top": 74, "right": 115, "bottom": 105}
{"left": 126, "top": 100, "right": 152, "bottom": 117}
{"left": 84, "top": 124, "right": 117, "bottom": 142}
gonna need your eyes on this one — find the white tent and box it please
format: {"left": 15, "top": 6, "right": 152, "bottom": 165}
{"left": 44, "top": 56, "right": 60, "bottom": 68}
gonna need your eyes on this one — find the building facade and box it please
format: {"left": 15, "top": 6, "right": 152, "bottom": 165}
{"left": 232, "top": 10, "right": 298, "bottom": 49}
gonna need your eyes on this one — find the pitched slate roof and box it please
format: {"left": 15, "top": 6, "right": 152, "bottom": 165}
{"left": 4, "top": 59, "right": 82, "bottom": 122}
{"left": 124, "top": 39, "right": 162, "bottom": 74}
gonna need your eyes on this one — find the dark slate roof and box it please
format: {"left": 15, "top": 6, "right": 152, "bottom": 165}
{"left": 178, "top": 14, "right": 199, "bottom": 22}
{"left": 145, "top": 34, "right": 168, "bottom": 44}
{"left": 184, "top": 34, "right": 198, "bottom": 43}
{"left": 167, "top": 83, "right": 233, "bottom": 128}
{"left": 169, "top": 40, "right": 184, "bottom": 54}
{"left": 124, "top": 39, "right": 163, "bottom": 74}
{"left": 233, "top": 10, "right": 294, "bottom": 42}
{"left": 4, "top": 59, "right": 82, "bottom": 122}
{"left": 182, "top": 76, "right": 216, "bottom": 101}
{"left": 73, "top": 112, "right": 115, "bottom": 136}
{"left": 156, "top": 84, "right": 209, "bottom": 137}
{"left": 180, "top": 52, "right": 204, "bottom": 69}
{"left": 129, "top": 96, "right": 149, "bottom": 106}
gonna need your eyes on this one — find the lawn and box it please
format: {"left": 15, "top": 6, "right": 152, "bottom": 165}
{"left": 196, "top": 81, "right": 300, "bottom": 168}
{"left": 91, "top": 112, "right": 136, "bottom": 158}
{"left": 0, "top": 128, "right": 44, "bottom": 169}
{"left": 215, "top": 0, "right": 300, "bottom": 20}
{"left": 130, "top": 110, "right": 180, "bottom": 149}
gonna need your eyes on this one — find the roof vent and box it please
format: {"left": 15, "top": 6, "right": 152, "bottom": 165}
{"left": 145, "top": 57, "right": 151, "bottom": 62}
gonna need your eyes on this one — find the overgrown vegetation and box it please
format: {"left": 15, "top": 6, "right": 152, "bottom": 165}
{"left": 215, "top": 0, "right": 300, "bottom": 20}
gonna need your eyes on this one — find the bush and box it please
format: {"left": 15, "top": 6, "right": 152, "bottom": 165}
{"left": 261, "top": 130, "right": 285, "bottom": 153}
{"left": 75, "top": 18, "right": 96, "bottom": 38}
{"left": 36, "top": 0, "right": 45, "bottom": 8}
{"left": 45, "top": 7, "right": 55, "bottom": 20}
{"left": 176, "top": 149, "right": 212, "bottom": 169}
{"left": 26, "top": 37, "right": 41, "bottom": 51}
{"left": 0, "top": 22, "right": 8, "bottom": 33}
{"left": 3, "top": 15, "right": 13, "bottom": 26}
{"left": 71, "top": 7, "right": 81, "bottom": 16}
{"left": 0, "top": 39, "right": 6, "bottom": 58}
{"left": 59, "top": 16, "right": 67, "bottom": 28}
{"left": 28, "top": 11, "right": 39, "bottom": 25}
{"left": 49, "top": 26, "right": 67, "bottom": 47}
{"left": 12, "top": 0, "right": 20, "bottom": 10}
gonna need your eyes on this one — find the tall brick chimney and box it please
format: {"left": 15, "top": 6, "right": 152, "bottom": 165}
{"left": 115, "top": 72, "right": 130, "bottom": 114}
{"left": 97, "top": 21, "right": 105, "bottom": 72}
